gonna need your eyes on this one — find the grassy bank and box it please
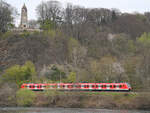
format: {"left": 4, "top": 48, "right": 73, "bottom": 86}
{"left": 32, "top": 91, "right": 150, "bottom": 110}
{"left": 1, "top": 87, "right": 149, "bottom": 110}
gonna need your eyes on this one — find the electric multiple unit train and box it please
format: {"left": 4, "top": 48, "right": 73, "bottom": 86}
{"left": 21, "top": 83, "right": 131, "bottom": 91}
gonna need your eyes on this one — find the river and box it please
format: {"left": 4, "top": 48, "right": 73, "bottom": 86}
{"left": 0, "top": 108, "right": 149, "bottom": 113}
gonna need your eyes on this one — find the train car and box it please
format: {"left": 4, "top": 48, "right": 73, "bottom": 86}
{"left": 21, "top": 83, "right": 131, "bottom": 91}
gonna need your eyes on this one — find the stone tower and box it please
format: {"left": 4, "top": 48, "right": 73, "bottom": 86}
{"left": 20, "top": 4, "right": 28, "bottom": 29}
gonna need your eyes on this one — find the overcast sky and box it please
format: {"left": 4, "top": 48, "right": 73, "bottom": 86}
{"left": 5, "top": 0, "right": 150, "bottom": 26}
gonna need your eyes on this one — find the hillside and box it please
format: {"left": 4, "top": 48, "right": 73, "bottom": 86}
{"left": 1, "top": 0, "right": 150, "bottom": 109}
{"left": 0, "top": 28, "right": 150, "bottom": 91}
{"left": 0, "top": 32, "right": 68, "bottom": 72}
{"left": 1, "top": 0, "right": 150, "bottom": 92}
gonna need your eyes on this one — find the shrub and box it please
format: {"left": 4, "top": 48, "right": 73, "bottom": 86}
{"left": 46, "top": 65, "right": 66, "bottom": 81}
{"left": 63, "top": 72, "right": 76, "bottom": 83}
{"left": 1, "top": 31, "right": 13, "bottom": 39}
{"left": 2, "top": 61, "right": 37, "bottom": 87}
{"left": 44, "top": 90, "right": 59, "bottom": 97}
{"left": 16, "top": 89, "right": 36, "bottom": 106}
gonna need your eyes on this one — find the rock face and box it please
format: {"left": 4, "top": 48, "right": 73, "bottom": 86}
{"left": 19, "top": 4, "right": 28, "bottom": 29}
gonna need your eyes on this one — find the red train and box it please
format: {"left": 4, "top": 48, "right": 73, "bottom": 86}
{"left": 21, "top": 83, "right": 131, "bottom": 91}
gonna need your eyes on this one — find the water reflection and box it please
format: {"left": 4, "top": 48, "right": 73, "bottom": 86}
{"left": 0, "top": 107, "right": 149, "bottom": 113}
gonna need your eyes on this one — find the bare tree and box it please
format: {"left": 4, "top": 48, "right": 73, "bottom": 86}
{"left": 36, "top": 1, "right": 63, "bottom": 29}
{"left": 63, "top": 3, "right": 74, "bottom": 36}
{"left": 71, "top": 46, "right": 87, "bottom": 82}
{"left": 0, "top": 0, "right": 16, "bottom": 32}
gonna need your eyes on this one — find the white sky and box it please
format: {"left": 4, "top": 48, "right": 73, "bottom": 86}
{"left": 5, "top": 0, "right": 150, "bottom": 26}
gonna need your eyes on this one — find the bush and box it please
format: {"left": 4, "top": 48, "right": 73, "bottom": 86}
{"left": 44, "top": 89, "right": 59, "bottom": 97}
{"left": 16, "top": 89, "right": 36, "bottom": 106}
{"left": 63, "top": 72, "right": 76, "bottom": 83}
{"left": 2, "top": 61, "right": 37, "bottom": 87}
{"left": 45, "top": 65, "right": 66, "bottom": 81}
{"left": 1, "top": 31, "right": 13, "bottom": 39}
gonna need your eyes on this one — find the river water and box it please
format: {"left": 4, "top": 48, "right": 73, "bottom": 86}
{"left": 0, "top": 108, "right": 149, "bottom": 113}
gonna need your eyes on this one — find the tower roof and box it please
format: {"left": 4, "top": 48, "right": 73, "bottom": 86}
{"left": 22, "top": 3, "right": 27, "bottom": 11}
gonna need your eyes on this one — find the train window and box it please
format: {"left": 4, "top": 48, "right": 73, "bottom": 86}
{"left": 37, "top": 85, "right": 42, "bottom": 88}
{"left": 43, "top": 85, "right": 46, "bottom": 88}
{"left": 24, "top": 85, "right": 27, "bottom": 88}
{"left": 46, "top": 85, "right": 50, "bottom": 88}
{"left": 87, "top": 85, "right": 89, "bottom": 88}
{"left": 77, "top": 85, "right": 81, "bottom": 88}
{"left": 60, "top": 85, "right": 63, "bottom": 88}
{"left": 63, "top": 85, "right": 65, "bottom": 88}
{"left": 29, "top": 85, "right": 34, "bottom": 88}
{"left": 49, "top": 85, "right": 52, "bottom": 88}
{"left": 96, "top": 85, "right": 98, "bottom": 88}
{"left": 119, "top": 85, "right": 122, "bottom": 88}
{"left": 110, "top": 85, "right": 113, "bottom": 88}
{"left": 68, "top": 85, "right": 73, "bottom": 88}
{"left": 75, "top": 85, "right": 77, "bottom": 88}
{"left": 51, "top": 85, "right": 56, "bottom": 88}
{"left": 101, "top": 85, "right": 106, "bottom": 88}
{"left": 92, "top": 85, "right": 95, "bottom": 88}
{"left": 75, "top": 85, "right": 78, "bottom": 88}
{"left": 113, "top": 85, "right": 116, "bottom": 88}
{"left": 45, "top": 85, "right": 48, "bottom": 88}
{"left": 84, "top": 85, "right": 89, "bottom": 88}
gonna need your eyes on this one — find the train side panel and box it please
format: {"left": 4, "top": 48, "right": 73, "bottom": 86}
{"left": 21, "top": 83, "right": 131, "bottom": 91}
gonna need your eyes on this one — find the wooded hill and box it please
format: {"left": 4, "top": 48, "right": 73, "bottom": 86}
{"left": 0, "top": 0, "right": 150, "bottom": 91}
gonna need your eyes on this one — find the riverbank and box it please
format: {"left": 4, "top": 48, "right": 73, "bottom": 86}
{"left": 0, "top": 107, "right": 149, "bottom": 113}
{"left": 1, "top": 88, "right": 150, "bottom": 110}
{"left": 32, "top": 91, "right": 150, "bottom": 110}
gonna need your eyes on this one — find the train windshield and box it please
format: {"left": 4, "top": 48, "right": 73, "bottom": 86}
{"left": 126, "top": 83, "right": 131, "bottom": 88}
